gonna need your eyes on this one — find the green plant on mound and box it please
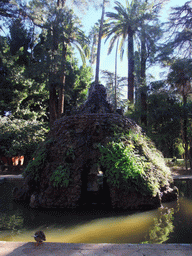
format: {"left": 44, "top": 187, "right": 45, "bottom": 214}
{"left": 50, "top": 165, "right": 71, "bottom": 188}
{"left": 23, "top": 139, "right": 52, "bottom": 181}
{"left": 99, "top": 142, "right": 156, "bottom": 196}
{"left": 127, "top": 130, "right": 173, "bottom": 187}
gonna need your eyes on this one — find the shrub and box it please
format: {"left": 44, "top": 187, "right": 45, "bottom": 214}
{"left": 99, "top": 126, "right": 173, "bottom": 196}
{"left": 50, "top": 165, "right": 71, "bottom": 188}
{"left": 0, "top": 116, "right": 49, "bottom": 158}
{"left": 23, "top": 139, "right": 52, "bottom": 181}
{"left": 99, "top": 142, "right": 154, "bottom": 195}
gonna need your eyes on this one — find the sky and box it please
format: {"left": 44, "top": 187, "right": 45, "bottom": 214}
{"left": 69, "top": 0, "right": 187, "bottom": 89}
{"left": 1, "top": 0, "right": 187, "bottom": 94}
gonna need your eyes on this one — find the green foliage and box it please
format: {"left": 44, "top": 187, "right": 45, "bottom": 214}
{"left": 23, "top": 141, "right": 49, "bottom": 181}
{"left": 0, "top": 116, "right": 49, "bottom": 157}
{"left": 0, "top": 33, "right": 49, "bottom": 121}
{"left": 128, "top": 130, "right": 172, "bottom": 187}
{"left": 99, "top": 125, "right": 173, "bottom": 196}
{"left": 140, "top": 81, "right": 182, "bottom": 158}
{"left": 0, "top": 212, "right": 23, "bottom": 231}
{"left": 49, "top": 147, "right": 75, "bottom": 188}
{"left": 50, "top": 165, "right": 71, "bottom": 188}
{"left": 99, "top": 141, "right": 154, "bottom": 195}
{"left": 8, "top": 18, "right": 31, "bottom": 57}
{"left": 164, "top": 2, "right": 192, "bottom": 59}
{"left": 64, "top": 60, "right": 93, "bottom": 113}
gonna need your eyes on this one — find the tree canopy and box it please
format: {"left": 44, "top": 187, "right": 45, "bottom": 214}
{"left": 0, "top": 0, "right": 192, "bottom": 168}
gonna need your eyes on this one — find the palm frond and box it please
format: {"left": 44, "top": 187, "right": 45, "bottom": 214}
{"left": 72, "top": 42, "right": 86, "bottom": 65}
{"left": 107, "top": 34, "right": 119, "bottom": 55}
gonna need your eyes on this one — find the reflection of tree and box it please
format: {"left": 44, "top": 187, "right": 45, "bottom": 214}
{"left": 144, "top": 207, "right": 174, "bottom": 244}
{"left": 0, "top": 210, "right": 23, "bottom": 231}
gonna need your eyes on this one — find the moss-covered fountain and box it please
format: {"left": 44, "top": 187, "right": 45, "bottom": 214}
{"left": 13, "top": 83, "right": 178, "bottom": 209}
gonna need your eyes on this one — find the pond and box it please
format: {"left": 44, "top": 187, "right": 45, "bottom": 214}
{"left": 0, "top": 179, "right": 192, "bottom": 244}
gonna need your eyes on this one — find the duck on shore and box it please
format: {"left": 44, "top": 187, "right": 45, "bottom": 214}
{"left": 32, "top": 231, "right": 46, "bottom": 246}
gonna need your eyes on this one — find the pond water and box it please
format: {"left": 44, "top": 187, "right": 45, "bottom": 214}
{"left": 0, "top": 179, "right": 192, "bottom": 244}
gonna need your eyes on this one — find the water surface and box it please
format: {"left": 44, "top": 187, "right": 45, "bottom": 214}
{"left": 0, "top": 179, "right": 192, "bottom": 244}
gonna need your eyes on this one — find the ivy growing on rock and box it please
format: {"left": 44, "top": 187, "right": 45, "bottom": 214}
{"left": 23, "top": 138, "right": 53, "bottom": 181}
{"left": 50, "top": 165, "right": 71, "bottom": 188}
{"left": 99, "top": 142, "right": 154, "bottom": 195}
{"left": 99, "top": 127, "right": 173, "bottom": 197}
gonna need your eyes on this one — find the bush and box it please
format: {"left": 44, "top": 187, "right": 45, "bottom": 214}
{"left": 99, "top": 142, "right": 154, "bottom": 195}
{"left": 23, "top": 142, "right": 48, "bottom": 181}
{"left": 99, "top": 128, "right": 173, "bottom": 197}
{"left": 50, "top": 165, "right": 71, "bottom": 188}
{"left": 0, "top": 116, "right": 49, "bottom": 158}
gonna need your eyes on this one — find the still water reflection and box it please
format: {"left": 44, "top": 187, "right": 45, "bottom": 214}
{"left": 0, "top": 180, "right": 192, "bottom": 244}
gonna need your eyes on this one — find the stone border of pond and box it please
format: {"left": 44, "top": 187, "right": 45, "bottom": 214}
{"left": 0, "top": 242, "right": 192, "bottom": 256}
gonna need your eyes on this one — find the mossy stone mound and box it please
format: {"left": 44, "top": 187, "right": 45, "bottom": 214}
{"left": 14, "top": 83, "right": 178, "bottom": 209}
{"left": 15, "top": 113, "right": 177, "bottom": 210}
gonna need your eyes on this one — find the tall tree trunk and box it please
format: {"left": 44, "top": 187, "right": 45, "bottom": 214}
{"left": 49, "top": 83, "right": 58, "bottom": 127}
{"left": 140, "top": 30, "right": 147, "bottom": 126}
{"left": 57, "top": 0, "right": 66, "bottom": 7}
{"left": 189, "top": 137, "right": 192, "bottom": 171}
{"left": 95, "top": 0, "right": 105, "bottom": 84}
{"left": 114, "top": 39, "right": 119, "bottom": 110}
{"left": 49, "top": 41, "right": 58, "bottom": 127}
{"left": 58, "top": 42, "right": 67, "bottom": 118}
{"left": 128, "top": 30, "right": 134, "bottom": 104}
{"left": 183, "top": 93, "right": 188, "bottom": 171}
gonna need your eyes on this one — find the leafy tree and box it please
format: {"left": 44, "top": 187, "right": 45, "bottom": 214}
{"left": 63, "top": 56, "right": 93, "bottom": 113}
{"left": 8, "top": 18, "right": 31, "bottom": 59}
{"left": 0, "top": 0, "right": 19, "bottom": 19}
{"left": 27, "top": 1, "right": 90, "bottom": 125}
{"left": 167, "top": 58, "right": 192, "bottom": 170}
{"left": 0, "top": 29, "right": 49, "bottom": 121}
{"left": 0, "top": 115, "right": 49, "bottom": 160}
{"left": 167, "top": 1, "right": 192, "bottom": 58}
{"left": 158, "top": 1, "right": 192, "bottom": 63}
{"left": 146, "top": 81, "right": 182, "bottom": 158}
{"left": 137, "top": 19, "right": 163, "bottom": 126}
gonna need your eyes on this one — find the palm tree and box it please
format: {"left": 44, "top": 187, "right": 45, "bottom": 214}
{"left": 139, "top": 21, "right": 162, "bottom": 125}
{"left": 26, "top": 0, "right": 94, "bottom": 125}
{"left": 105, "top": 0, "right": 148, "bottom": 104}
{"left": 114, "top": 38, "right": 119, "bottom": 110}
{"left": 105, "top": 0, "right": 157, "bottom": 104}
{"left": 95, "top": 0, "right": 108, "bottom": 84}
{"left": 48, "top": 8, "right": 89, "bottom": 124}
{"left": 89, "top": 23, "right": 99, "bottom": 66}
{"left": 30, "top": 4, "right": 89, "bottom": 126}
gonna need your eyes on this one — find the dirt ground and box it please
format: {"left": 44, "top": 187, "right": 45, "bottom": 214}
{"left": 170, "top": 166, "right": 192, "bottom": 176}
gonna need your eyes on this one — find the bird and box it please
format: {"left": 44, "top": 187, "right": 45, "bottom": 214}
{"left": 32, "top": 231, "right": 46, "bottom": 246}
